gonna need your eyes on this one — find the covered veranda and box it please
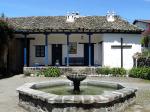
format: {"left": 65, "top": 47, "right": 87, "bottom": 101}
{"left": 15, "top": 28, "right": 139, "bottom": 69}
{"left": 15, "top": 29, "right": 106, "bottom": 67}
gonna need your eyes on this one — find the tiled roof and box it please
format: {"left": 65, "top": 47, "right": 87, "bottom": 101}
{"left": 142, "top": 30, "right": 150, "bottom": 36}
{"left": 133, "top": 20, "right": 150, "bottom": 24}
{"left": 8, "top": 16, "right": 142, "bottom": 33}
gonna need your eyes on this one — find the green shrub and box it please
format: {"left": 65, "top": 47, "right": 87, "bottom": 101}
{"left": 142, "top": 49, "right": 150, "bottom": 58}
{"left": 111, "top": 68, "right": 126, "bottom": 76}
{"left": 129, "top": 68, "right": 141, "bottom": 78}
{"left": 129, "top": 67, "right": 150, "bottom": 80}
{"left": 37, "top": 67, "right": 61, "bottom": 77}
{"left": 96, "top": 67, "right": 126, "bottom": 76}
{"left": 24, "top": 71, "right": 31, "bottom": 76}
{"left": 96, "top": 67, "right": 111, "bottom": 75}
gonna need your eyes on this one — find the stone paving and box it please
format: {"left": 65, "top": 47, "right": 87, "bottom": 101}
{"left": 0, "top": 75, "right": 150, "bottom": 112}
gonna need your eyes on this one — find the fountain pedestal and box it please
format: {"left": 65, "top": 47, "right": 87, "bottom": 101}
{"left": 73, "top": 80, "right": 80, "bottom": 93}
{"left": 67, "top": 74, "right": 86, "bottom": 93}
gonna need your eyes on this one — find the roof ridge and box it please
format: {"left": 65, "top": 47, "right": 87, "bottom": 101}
{"left": 9, "top": 16, "right": 65, "bottom": 19}
{"left": 9, "top": 15, "right": 108, "bottom": 19}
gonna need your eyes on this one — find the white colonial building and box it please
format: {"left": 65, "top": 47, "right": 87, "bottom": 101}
{"left": 9, "top": 12, "right": 142, "bottom": 70}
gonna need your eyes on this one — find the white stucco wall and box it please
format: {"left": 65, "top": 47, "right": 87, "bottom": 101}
{"left": 29, "top": 34, "right": 102, "bottom": 66}
{"left": 102, "top": 33, "right": 141, "bottom": 69}
{"left": 28, "top": 33, "right": 141, "bottom": 68}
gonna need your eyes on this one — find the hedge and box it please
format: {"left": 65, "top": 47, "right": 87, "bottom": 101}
{"left": 111, "top": 68, "right": 126, "bottom": 76}
{"left": 129, "top": 67, "right": 150, "bottom": 80}
{"left": 96, "top": 67, "right": 126, "bottom": 76}
{"left": 37, "top": 67, "right": 61, "bottom": 77}
{"left": 96, "top": 67, "right": 111, "bottom": 75}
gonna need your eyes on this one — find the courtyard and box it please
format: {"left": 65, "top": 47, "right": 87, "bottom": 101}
{"left": 0, "top": 74, "right": 150, "bottom": 112}
{"left": 0, "top": 0, "right": 150, "bottom": 112}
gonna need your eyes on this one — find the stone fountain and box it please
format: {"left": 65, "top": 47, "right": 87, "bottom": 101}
{"left": 17, "top": 74, "right": 137, "bottom": 112}
{"left": 66, "top": 74, "right": 86, "bottom": 93}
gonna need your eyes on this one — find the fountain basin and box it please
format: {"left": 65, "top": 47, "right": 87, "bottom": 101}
{"left": 66, "top": 74, "right": 87, "bottom": 82}
{"left": 17, "top": 80, "right": 137, "bottom": 112}
{"left": 66, "top": 74, "right": 87, "bottom": 93}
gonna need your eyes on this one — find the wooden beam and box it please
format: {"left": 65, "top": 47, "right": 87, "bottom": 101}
{"left": 111, "top": 45, "right": 132, "bottom": 48}
{"left": 79, "top": 42, "right": 96, "bottom": 44}
{"left": 14, "top": 29, "right": 142, "bottom": 34}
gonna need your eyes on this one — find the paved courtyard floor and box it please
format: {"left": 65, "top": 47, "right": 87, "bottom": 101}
{"left": 0, "top": 74, "right": 150, "bottom": 112}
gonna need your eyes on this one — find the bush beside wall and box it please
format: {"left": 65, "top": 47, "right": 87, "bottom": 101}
{"left": 111, "top": 68, "right": 126, "bottom": 76}
{"left": 96, "top": 67, "right": 111, "bottom": 75}
{"left": 129, "top": 67, "right": 150, "bottom": 80}
{"left": 137, "top": 57, "right": 150, "bottom": 67}
{"left": 96, "top": 67, "right": 127, "bottom": 76}
{"left": 37, "top": 67, "right": 61, "bottom": 77}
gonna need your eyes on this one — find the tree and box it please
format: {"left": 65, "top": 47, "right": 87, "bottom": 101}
{"left": 141, "top": 29, "right": 150, "bottom": 48}
{"left": 0, "top": 17, "right": 14, "bottom": 75}
{"left": 1, "top": 13, "right": 5, "bottom": 19}
{"left": 141, "top": 35, "right": 150, "bottom": 48}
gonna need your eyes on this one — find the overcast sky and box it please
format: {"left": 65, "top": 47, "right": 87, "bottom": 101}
{"left": 0, "top": 0, "right": 150, "bottom": 22}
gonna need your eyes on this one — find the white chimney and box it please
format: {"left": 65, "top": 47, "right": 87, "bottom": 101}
{"left": 106, "top": 11, "right": 116, "bottom": 22}
{"left": 66, "top": 12, "right": 80, "bottom": 23}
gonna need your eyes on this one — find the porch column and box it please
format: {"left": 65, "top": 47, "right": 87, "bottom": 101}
{"left": 88, "top": 33, "right": 92, "bottom": 66}
{"left": 66, "top": 33, "right": 70, "bottom": 66}
{"left": 23, "top": 33, "right": 28, "bottom": 67}
{"left": 45, "top": 33, "right": 49, "bottom": 66}
{"left": 121, "top": 38, "right": 123, "bottom": 68}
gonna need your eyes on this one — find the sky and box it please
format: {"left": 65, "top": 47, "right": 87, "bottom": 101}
{"left": 0, "top": 0, "right": 150, "bottom": 22}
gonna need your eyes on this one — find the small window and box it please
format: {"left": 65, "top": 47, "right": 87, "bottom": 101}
{"left": 35, "top": 45, "right": 45, "bottom": 57}
{"left": 69, "top": 42, "right": 77, "bottom": 54}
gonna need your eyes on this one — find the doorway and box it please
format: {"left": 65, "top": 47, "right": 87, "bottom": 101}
{"left": 52, "top": 44, "right": 62, "bottom": 66}
{"left": 84, "top": 43, "right": 94, "bottom": 66}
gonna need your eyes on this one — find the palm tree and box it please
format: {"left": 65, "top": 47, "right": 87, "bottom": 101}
{"left": 0, "top": 15, "right": 14, "bottom": 75}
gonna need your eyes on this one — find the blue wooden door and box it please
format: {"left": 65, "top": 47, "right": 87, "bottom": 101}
{"left": 52, "top": 44, "right": 62, "bottom": 66}
{"left": 84, "top": 43, "right": 94, "bottom": 66}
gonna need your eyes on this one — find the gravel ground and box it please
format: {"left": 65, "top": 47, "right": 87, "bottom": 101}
{"left": 0, "top": 74, "right": 150, "bottom": 112}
